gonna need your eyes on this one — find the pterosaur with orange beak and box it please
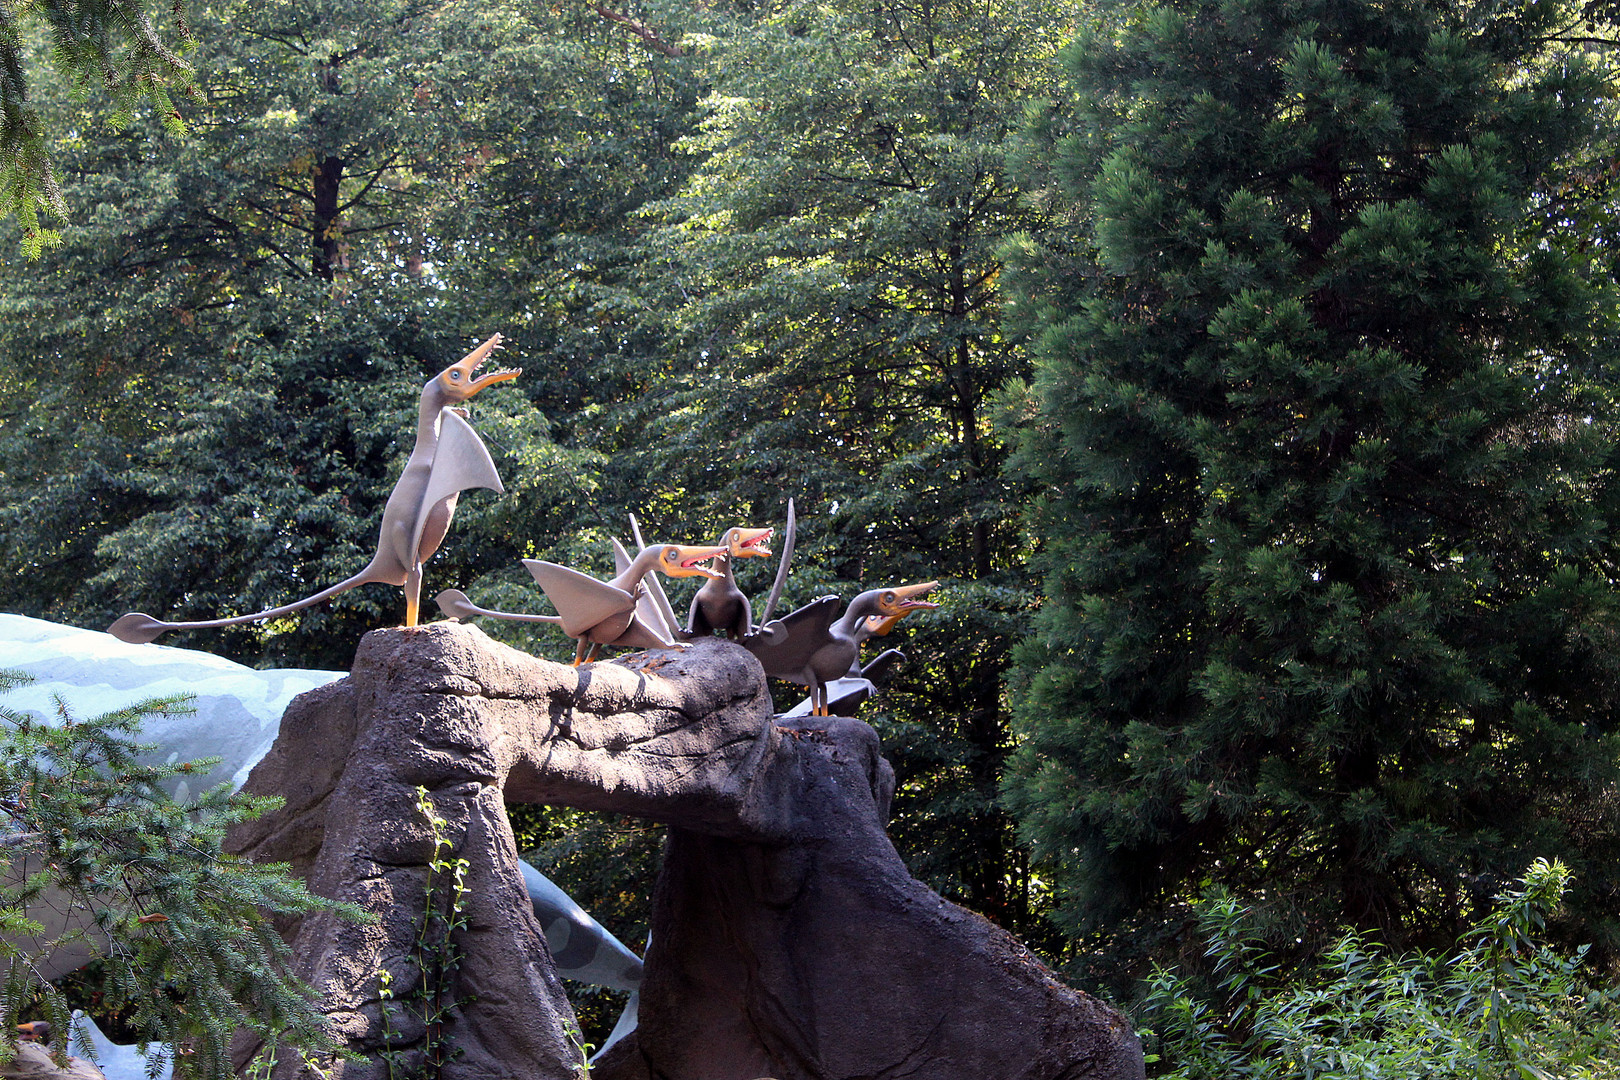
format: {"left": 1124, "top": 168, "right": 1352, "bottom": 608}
{"left": 781, "top": 608, "right": 923, "bottom": 718}
{"left": 108, "top": 334, "right": 520, "bottom": 643}
{"left": 686, "top": 526, "right": 774, "bottom": 639}
{"left": 743, "top": 581, "right": 940, "bottom": 716}
{"left": 526, "top": 543, "right": 726, "bottom": 665}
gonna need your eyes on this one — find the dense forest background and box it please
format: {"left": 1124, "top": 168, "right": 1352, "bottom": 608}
{"left": 6, "top": 0, "right": 1620, "bottom": 1067}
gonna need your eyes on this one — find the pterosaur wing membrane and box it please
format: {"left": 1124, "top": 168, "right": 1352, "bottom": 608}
{"left": 524, "top": 560, "right": 635, "bottom": 638}
{"left": 742, "top": 594, "right": 840, "bottom": 680}
{"left": 410, "top": 410, "right": 505, "bottom": 561}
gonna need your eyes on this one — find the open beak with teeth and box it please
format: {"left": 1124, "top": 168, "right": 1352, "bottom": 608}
{"left": 440, "top": 332, "right": 522, "bottom": 403}
{"left": 728, "top": 527, "right": 773, "bottom": 560}
{"left": 659, "top": 544, "right": 728, "bottom": 580}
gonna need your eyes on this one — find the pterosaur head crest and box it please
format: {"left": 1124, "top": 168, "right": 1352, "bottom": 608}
{"left": 723, "top": 526, "right": 773, "bottom": 559}
{"left": 438, "top": 333, "right": 521, "bottom": 403}
{"left": 875, "top": 580, "right": 940, "bottom": 617}
{"left": 658, "top": 544, "right": 727, "bottom": 580}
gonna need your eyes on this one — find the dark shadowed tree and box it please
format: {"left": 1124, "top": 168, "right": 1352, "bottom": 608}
{"left": 1003, "top": 0, "right": 1620, "bottom": 987}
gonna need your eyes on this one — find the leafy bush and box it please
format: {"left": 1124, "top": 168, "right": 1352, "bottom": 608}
{"left": 1144, "top": 859, "right": 1620, "bottom": 1080}
{"left": 0, "top": 669, "right": 354, "bottom": 1079}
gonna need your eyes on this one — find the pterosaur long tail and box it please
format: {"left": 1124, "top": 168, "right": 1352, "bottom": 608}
{"left": 106, "top": 563, "right": 392, "bottom": 644}
{"left": 434, "top": 588, "right": 563, "bottom": 625}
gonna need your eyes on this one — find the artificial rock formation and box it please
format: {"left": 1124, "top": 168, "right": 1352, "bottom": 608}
{"left": 227, "top": 623, "right": 1143, "bottom": 1080}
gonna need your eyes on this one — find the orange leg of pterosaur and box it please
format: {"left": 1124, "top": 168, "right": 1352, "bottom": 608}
{"left": 404, "top": 567, "right": 423, "bottom": 627}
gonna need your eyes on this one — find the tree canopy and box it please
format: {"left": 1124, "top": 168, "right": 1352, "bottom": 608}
{"left": 6, "top": 0, "right": 1620, "bottom": 1034}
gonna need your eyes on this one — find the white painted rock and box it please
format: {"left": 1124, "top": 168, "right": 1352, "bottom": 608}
{"left": 0, "top": 614, "right": 344, "bottom": 797}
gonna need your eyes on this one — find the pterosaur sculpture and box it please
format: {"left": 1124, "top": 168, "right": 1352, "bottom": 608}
{"left": 782, "top": 609, "right": 918, "bottom": 718}
{"left": 108, "top": 335, "right": 519, "bottom": 643}
{"left": 525, "top": 544, "right": 726, "bottom": 665}
{"left": 685, "top": 526, "right": 774, "bottom": 639}
{"left": 742, "top": 582, "right": 939, "bottom": 716}
{"left": 434, "top": 529, "right": 728, "bottom": 664}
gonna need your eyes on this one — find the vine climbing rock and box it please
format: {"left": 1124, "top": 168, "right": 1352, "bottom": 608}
{"left": 226, "top": 623, "right": 1144, "bottom": 1080}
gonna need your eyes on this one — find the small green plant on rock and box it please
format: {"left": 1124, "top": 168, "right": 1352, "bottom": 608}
{"left": 1143, "top": 859, "right": 1620, "bottom": 1079}
{"left": 377, "top": 786, "right": 473, "bottom": 1080}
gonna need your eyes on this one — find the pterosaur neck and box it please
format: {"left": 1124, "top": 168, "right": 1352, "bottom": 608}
{"left": 415, "top": 384, "right": 447, "bottom": 454}
{"left": 836, "top": 590, "right": 884, "bottom": 635}
{"left": 611, "top": 546, "right": 663, "bottom": 592}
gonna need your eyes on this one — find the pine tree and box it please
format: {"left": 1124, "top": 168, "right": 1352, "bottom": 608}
{"left": 0, "top": 671, "right": 353, "bottom": 1079}
{"left": 1003, "top": 0, "right": 1620, "bottom": 980}
{"left": 0, "top": 0, "right": 195, "bottom": 254}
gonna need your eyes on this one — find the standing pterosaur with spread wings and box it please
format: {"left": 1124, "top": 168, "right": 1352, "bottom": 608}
{"left": 109, "top": 334, "right": 519, "bottom": 642}
{"left": 742, "top": 581, "right": 939, "bottom": 716}
{"left": 526, "top": 543, "right": 726, "bottom": 665}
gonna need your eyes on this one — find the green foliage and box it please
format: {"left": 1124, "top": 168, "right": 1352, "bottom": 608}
{"left": 0, "top": 0, "right": 195, "bottom": 253}
{"left": 1145, "top": 859, "right": 1620, "bottom": 1080}
{"left": 0, "top": 0, "right": 607, "bottom": 667}
{"left": 605, "top": 0, "right": 1066, "bottom": 935}
{"left": 0, "top": 669, "right": 352, "bottom": 1079}
{"left": 1003, "top": 0, "right": 1620, "bottom": 980}
{"left": 509, "top": 802, "right": 656, "bottom": 1048}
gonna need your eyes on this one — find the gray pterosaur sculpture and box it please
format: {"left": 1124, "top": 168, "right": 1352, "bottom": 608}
{"left": 109, "top": 334, "right": 519, "bottom": 642}
{"left": 782, "top": 610, "right": 916, "bottom": 717}
{"left": 742, "top": 581, "right": 939, "bottom": 716}
{"left": 527, "top": 544, "right": 726, "bottom": 665}
{"left": 686, "top": 526, "right": 774, "bottom": 639}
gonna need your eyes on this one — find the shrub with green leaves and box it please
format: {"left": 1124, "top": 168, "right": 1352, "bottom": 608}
{"left": 0, "top": 669, "right": 352, "bottom": 1079}
{"left": 1144, "top": 859, "right": 1620, "bottom": 1080}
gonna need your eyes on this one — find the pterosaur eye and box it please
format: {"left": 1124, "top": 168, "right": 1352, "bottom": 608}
{"left": 449, "top": 370, "right": 462, "bottom": 380}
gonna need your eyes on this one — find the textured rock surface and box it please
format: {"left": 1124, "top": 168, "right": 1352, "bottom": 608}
{"left": 228, "top": 622, "right": 1142, "bottom": 1080}
{"left": 592, "top": 715, "right": 1144, "bottom": 1080}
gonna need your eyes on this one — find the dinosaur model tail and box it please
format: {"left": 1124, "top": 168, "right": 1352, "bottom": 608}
{"left": 107, "top": 562, "right": 394, "bottom": 644}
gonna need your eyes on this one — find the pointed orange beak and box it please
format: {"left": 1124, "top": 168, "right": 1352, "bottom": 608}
{"left": 879, "top": 580, "right": 940, "bottom": 616}
{"left": 729, "top": 527, "right": 773, "bottom": 559}
{"left": 448, "top": 333, "right": 521, "bottom": 397}
{"left": 665, "top": 544, "right": 728, "bottom": 579}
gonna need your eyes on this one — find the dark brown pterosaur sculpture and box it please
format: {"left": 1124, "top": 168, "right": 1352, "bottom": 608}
{"left": 742, "top": 581, "right": 940, "bottom": 716}
{"left": 526, "top": 543, "right": 726, "bottom": 665}
{"left": 108, "top": 334, "right": 519, "bottom": 643}
{"left": 686, "top": 526, "right": 774, "bottom": 639}
{"left": 781, "top": 609, "right": 919, "bottom": 718}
